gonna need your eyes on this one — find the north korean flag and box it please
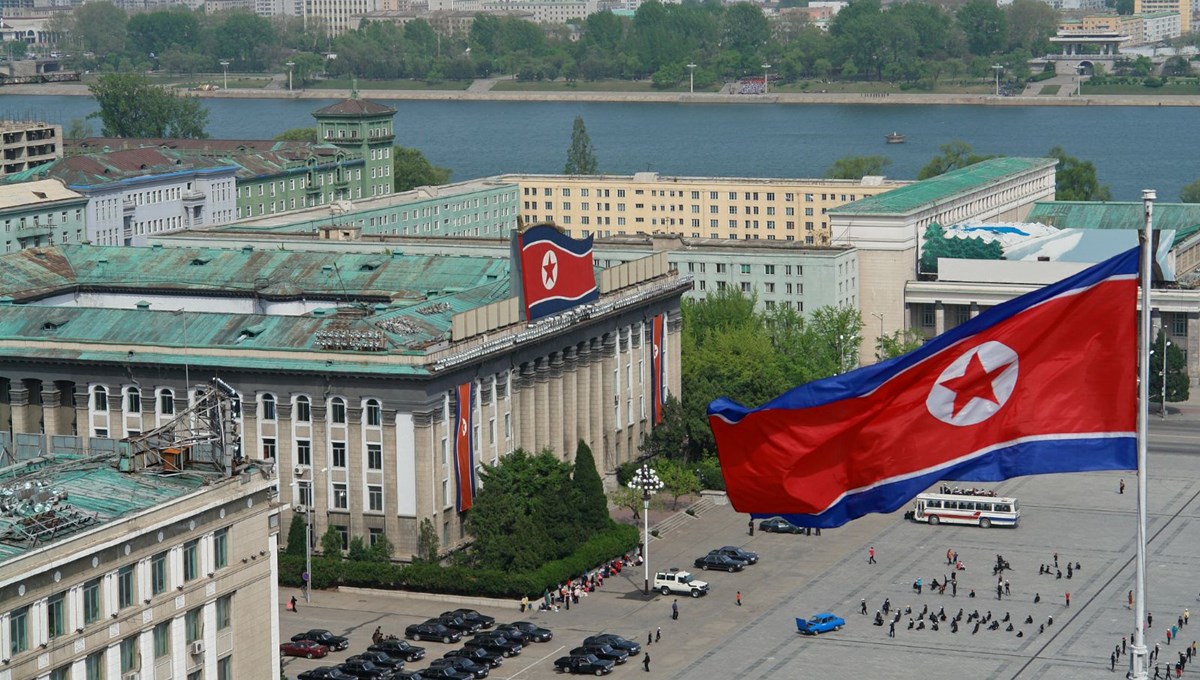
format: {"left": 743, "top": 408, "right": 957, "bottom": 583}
{"left": 708, "top": 248, "right": 1139, "bottom": 528}
{"left": 518, "top": 225, "right": 599, "bottom": 321}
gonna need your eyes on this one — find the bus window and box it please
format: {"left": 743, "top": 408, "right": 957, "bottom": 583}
{"left": 928, "top": 499, "right": 941, "bottom": 509}
{"left": 996, "top": 503, "right": 1010, "bottom": 512}
{"left": 944, "top": 500, "right": 956, "bottom": 510}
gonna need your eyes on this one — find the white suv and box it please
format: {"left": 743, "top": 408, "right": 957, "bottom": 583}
{"left": 653, "top": 569, "right": 709, "bottom": 597}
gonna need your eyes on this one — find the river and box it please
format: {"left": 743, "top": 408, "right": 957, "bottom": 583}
{"left": 0, "top": 94, "right": 1190, "bottom": 201}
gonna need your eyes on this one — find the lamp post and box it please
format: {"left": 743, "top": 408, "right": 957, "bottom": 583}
{"left": 687, "top": 63, "right": 697, "bottom": 94}
{"left": 992, "top": 63, "right": 1003, "bottom": 96}
{"left": 762, "top": 63, "right": 771, "bottom": 95}
{"left": 1161, "top": 332, "right": 1170, "bottom": 419}
{"left": 628, "top": 464, "right": 664, "bottom": 596}
{"left": 219, "top": 60, "right": 230, "bottom": 90}
{"left": 838, "top": 333, "right": 861, "bottom": 374}
{"left": 871, "top": 312, "right": 884, "bottom": 344}
{"left": 303, "top": 466, "right": 327, "bottom": 603}
{"left": 286, "top": 61, "right": 295, "bottom": 91}
{"left": 1077, "top": 63, "right": 1085, "bottom": 96}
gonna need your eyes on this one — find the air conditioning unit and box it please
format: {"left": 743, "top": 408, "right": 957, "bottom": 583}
{"left": 190, "top": 640, "right": 205, "bottom": 655}
{"left": 294, "top": 465, "right": 309, "bottom": 477}
{"left": 293, "top": 505, "right": 307, "bottom": 514}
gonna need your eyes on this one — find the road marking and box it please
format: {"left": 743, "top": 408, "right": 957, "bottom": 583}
{"left": 502, "top": 643, "right": 565, "bottom": 679}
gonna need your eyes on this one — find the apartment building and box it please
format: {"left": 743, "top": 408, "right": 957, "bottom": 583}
{"left": 0, "top": 178, "right": 86, "bottom": 252}
{"left": 0, "top": 121, "right": 61, "bottom": 179}
{"left": 1134, "top": 0, "right": 1191, "bottom": 32}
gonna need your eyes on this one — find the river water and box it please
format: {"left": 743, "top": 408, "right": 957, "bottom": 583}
{"left": 0, "top": 94, "right": 1192, "bottom": 201}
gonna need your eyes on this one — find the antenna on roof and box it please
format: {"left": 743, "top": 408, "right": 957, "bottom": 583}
{"left": 351, "top": 77, "right": 358, "bottom": 100}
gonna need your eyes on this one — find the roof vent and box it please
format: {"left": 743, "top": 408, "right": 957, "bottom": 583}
{"left": 97, "top": 258, "right": 108, "bottom": 265}
{"left": 135, "top": 300, "right": 150, "bottom": 310}
{"left": 242, "top": 246, "right": 254, "bottom": 254}
{"left": 241, "top": 323, "right": 267, "bottom": 337}
{"left": 360, "top": 259, "right": 383, "bottom": 272}
{"left": 322, "top": 265, "right": 334, "bottom": 274}
{"left": 190, "top": 256, "right": 212, "bottom": 266}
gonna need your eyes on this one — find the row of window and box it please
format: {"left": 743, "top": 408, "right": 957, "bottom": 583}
{"left": 90, "top": 389, "right": 386, "bottom": 427}
{"left": 524, "top": 185, "right": 859, "bottom": 203}
{"left": 3, "top": 209, "right": 82, "bottom": 233}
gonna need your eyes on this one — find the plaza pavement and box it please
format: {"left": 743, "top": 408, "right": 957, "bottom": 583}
{"left": 280, "top": 417, "right": 1200, "bottom": 680}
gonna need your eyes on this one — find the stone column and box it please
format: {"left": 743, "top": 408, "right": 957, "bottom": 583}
{"left": 309, "top": 401, "right": 329, "bottom": 543}
{"left": 575, "top": 344, "right": 591, "bottom": 454}
{"left": 9, "top": 383, "right": 31, "bottom": 435}
{"left": 600, "top": 333, "right": 617, "bottom": 471}
{"left": 345, "top": 405, "right": 364, "bottom": 542}
{"left": 518, "top": 363, "right": 536, "bottom": 453}
{"left": 534, "top": 358, "right": 550, "bottom": 450}
{"left": 42, "top": 385, "right": 63, "bottom": 436}
{"left": 548, "top": 353, "right": 565, "bottom": 460}
{"left": 934, "top": 302, "right": 946, "bottom": 336}
{"left": 589, "top": 338, "right": 604, "bottom": 463}
{"left": 73, "top": 385, "right": 89, "bottom": 440}
{"left": 562, "top": 348, "right": 578, "bottom": 461}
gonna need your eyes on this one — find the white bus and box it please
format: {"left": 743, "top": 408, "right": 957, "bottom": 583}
{"left": 910, "top": 493, "right": 1019, "bottom": 528}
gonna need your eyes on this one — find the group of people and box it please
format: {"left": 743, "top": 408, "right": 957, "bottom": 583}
{"left": 737, "top": 79, "right": 766, "bottom": 95}
{"left": 865, "top": 595, "right": 1055, "bottom": 640}
{"left": 533, "top": 552, "right": 641, "bottom": 613}
{"left": 937, "top": 486, "right": 998, "bottom": 497}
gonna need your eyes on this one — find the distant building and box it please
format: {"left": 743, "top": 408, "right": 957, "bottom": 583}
{"left": 1135, "top": 0, "right": 1191, "bottom": 33}
{"left": 305, "top": 0, "right": 379, "bottom": 35}
{"left": 1058, "top": 12, "right": 1181, "bottom": 45}
{"left": 0, "top": 178, "right": 86, "bottom": 252}
{"left": 0, "top": 120, "right": 61, "bottom": 179}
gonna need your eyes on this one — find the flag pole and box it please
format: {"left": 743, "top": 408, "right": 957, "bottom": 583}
{"left": 1131, "top": 189, "right": 1155, "bottom": 680}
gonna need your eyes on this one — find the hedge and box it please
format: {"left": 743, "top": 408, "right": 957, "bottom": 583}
{"left": 277, "top": 523, "right": 640, "bottom": 598}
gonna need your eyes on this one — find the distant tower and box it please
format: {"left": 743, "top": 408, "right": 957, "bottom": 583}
{"left": 311, "top": 91, "right": 397, "bottom": 200}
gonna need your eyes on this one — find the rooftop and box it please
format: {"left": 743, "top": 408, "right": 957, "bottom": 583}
{"left": 312, "top": 98, "right": 396, "bottom": 117}
{"left": 1026, "top": 201, "right": 1200, "bottom": 240}
{"left": 3, "top": 148, "right": 238, "bottom": 188}
{"left": 828, "top": 158, "right": 1057, "bottom": 216}
{"left": 0, "top": 179, "right": 84, "bottom": 210}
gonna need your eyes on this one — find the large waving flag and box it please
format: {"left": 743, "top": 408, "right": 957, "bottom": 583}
{"left": 708, "top": 248, "right": 1139, "bottom": 528}
{"left": 454, "top": 382, "right": 476, "bottom": 512}
{"left": 518, "top": 224, "right": 599, "bottom": 321}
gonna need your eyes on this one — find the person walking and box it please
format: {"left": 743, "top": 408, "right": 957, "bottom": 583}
{"left": 672, "top": 599, "right": 679, "bottom": 621}
{"left": 1120, "top": 479, "right": 1126, "bottom": 494}
{"left": 861, "top": 599, "right": 868, "bottom": 616}
{"left": 748, "top": 519, "right": 754, "bottom": 536}
{"left": 737, "top": 591, "right": 743, "bottom": 607}
{"left": 1112, "top": 651, "right": 1117, "bottom": 671}
{"left": 289, "top": 595, "right": 298, "bottom": 613}
{"left": 889, "top": 620, "right": 896, "bottom": 637}
{"left": 869, "top": 546, "right": 877, "bottom": 564}
{"left": 643, "top": 652, "right": 651, "bottom": 672}
{"left": 1065, "top": 592, "right": 1070, "bottom": 608}
{"left": 655, "top": 627, "right": 661, "bottom": 643}
{"left": 648, "top": 631, "right": 653, "bottom": 646}
{"left": 1186, "top": 609, "right": 1190, "bottom": 626}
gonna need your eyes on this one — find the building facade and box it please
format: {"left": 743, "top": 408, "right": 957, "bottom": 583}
{"left": 0, "top": 178, "right": 86, "bottom": 252}
{"left": 1, "top": 120, "right": 61, "bottom": 178}
{"left": 1135, "top": 0, "right": 1191, "bottom": 32}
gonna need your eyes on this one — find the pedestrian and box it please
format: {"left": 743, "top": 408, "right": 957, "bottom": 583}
{"left": 997, "top": 584, "right": 1003, "bottom": 600}
{"left": 748, "top": 518, "right": 754, "bottom": 536}
{"left": 737, "top": 591, "right": 742, "bottom": 607}
{"left": 643, "top": 652, "right": 651, "bottom": 672}
{"left": 1130, "top": 591, "right": 1135, "bottom": 609}
{"left": 1112, "top": 651, "right": 1117, "bottom": 671}
{"left": 952, "top": 581, "right": 958, "bottom": 597}
{"left": 1186, "top": 609, "right": 1190, "bottom": 625}
{"left": 1124, "top": 636, "right": 1128, "bottom": 654}
{"left": 289, "top": 595, "right": 298, "bottom": 613}
{"left": 648, "top": 631, "right": 653, "bottom": 645}
{"left": 916, "top": 577, "right": 923, "bottom": 595}
{"left": 672, "top": 599, "right": 679, "bottom": 621}
{"left": 1168, "top": 628, "right": 1172, "bottom": 645}
{"left": 655, "top": 627, "right": 661, "bottom": 643}
{"left": 521, "top": 595, "right": 528, "bottom": 613}
{"left": 1181, "top": 616, "right": 1186, "bottom": 630}
{"left": 1120, "top": 479, "right": 1126, "bottom": 494}
{"left": 889, "top": 620, "right": 895, "bottom": 637}
{"left": 1066, "top": 592, "right": 1070, "bottom": 608}
{"left": 947, "top": 548, "right": 954, "bottom": 565}
{"left": 861, "top": 599, "right": 867, "bottom": 615}
{"left": 1005, "top": 580, "right": 1011, "bottom": 597}
{"left": 869, "top": 546, "right": 877, "bottom": 564}
{"left": 1054, "top": 553, "right": 1059, "bottom": 568}
{"left": 1155, "top": 664, "right": 1162, "bottom": 680}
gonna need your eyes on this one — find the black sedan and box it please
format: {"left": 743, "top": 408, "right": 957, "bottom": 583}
{"left": 432, "top": 615, "right": 483, "bottom": 635}
{"left": 416, "top": 666, "right": 472, "bottom": 680}
{"left": 350, "top": 652, "right": 405, "bottom": 673}
{"left": 507, "top": 621, "right": 552, "bottom": 642}
{"left": 569, "top": 644, "right": 628, "bottom": 665}
{"left": 428, "top": 656, "right": 490, "bottom": 679}
{"left": 582, "top": 634, "right": 641, "bottom": 656}
{"left": 447, "top": 609, "right": 496, "bottom": 629}
{"left": 336, "top": 659, "right": 393, "bottom": 679}
{"left": 491, "top": 624, "right": 533, "bottom": 645}
{"left": 553, "top": 654, "right": 615, "bottom": 675}
{"left": 758, "top": 517, "right": 802, "bottom": 533}
{"left": 694, "top": 553, "right": 745, "bottom": 572}
{"left": 293, "top": 630, "right": 351, "bottom": 652}
{"left": 299, "top": 668, "right": 358, "bottom": 680}
{"left": 465, "top": 634, "right": 522, "bottom": 657}
{"left": 405, "top": 623, "right": 462, "bottom": 644}
{"left": 710, "top": 546, "right": 759, "bottom": 565}
{"left": 369, "top": 640, "right": 427, "bottom": 662}
{"left": 444, "top": 646, "right": 503, "bottom": 668}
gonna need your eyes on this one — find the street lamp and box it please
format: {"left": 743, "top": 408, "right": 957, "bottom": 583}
{"left": 686, "top": 63, "right": 697, "bottom": 94}
{"left": 219, "top": 60, "right": 230, "bottom": 91}
{"left": 1076, "top": 63, "right": 1085, "bottom": 96}
{"left": 303, "top": 466, "right": 328, "bottom": 603}
{"left": 762, "top": 63, "right": 771, "bottom": 95}
{"left": 992, "top": 63, "right": 1003, "bottom": 96}
{"left": 871, "top": 312, "right": 884, "bottom": 343}
{"left": 628, "top": 464, "right": 664, "bottom": 596}
{"left": 838, "top": 333, "right": 861, "bottom": 374}
{"left": 1160, "top": 332, "right": 1170, "bottom": 419}
{"left": 286, "top": 61, "right": 295, "bottom": 91}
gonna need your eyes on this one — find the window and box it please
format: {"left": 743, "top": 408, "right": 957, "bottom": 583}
{"left": 331, "top": 398, "right": 346, "bottom": 424}
{"left": 159, "top": 389, "right": 175, "bottom": 415}
{"left": 333, "top": 483, "right": 348, "bottom": 509}
{"left": 922, "top": 305, "right": 936, "bottom": 328}
{"left": 151, "top": 551, "right": 168, "bottom": 595}
{"left": 334, "top": 525, "right": 349, "bottom": 551}
{"left": 1173, "top": 315, "right": 1188, "bottom": 337}
{"left": 365, "top": 399, "right": 381, "bottom": 426}
{"left": 183, "top": 540, "right": 199, "bottom": 582}
{"left": 297, "top": 440, "right": 311, "bottom": 466}
{"left": 50, "top": 667, "right": 69, "bottom": 680}
{"left": 740, "top": 264, "right": 751, "bottom": 274}
{"left": 10, "top": 605, "right": 28, "bottom": 655}
{"left": 216, "top": 595, "right": 232, "bottom": 631}
{"left": 185, "top": 607, "right": 202, "bottom": 643}
{"left": 261, "top": 394, "right": 276, "bottom": 421}
{"left": 93, "top": 386, "right": 108, "bottom": 411}
{"left": 84, "top": 578, "right": 102, "bottom": 624}
{"left": 214, "top": 527, "right": 228, "bottom": 569}
{"left": 120, "top": 636, "right": 138, "bottom": 672}
{"left": 295, "top": 396, "right": 311, "bottom": 422}
{"left": 297, "top": 481, "right": 312, "bottom": 508}
{"left": 367, "top": 443, "right": 382, "bottom": 470}
{"left": 368, "top": 484, "right": 383, "bottom": 512}
{"left": 218, "top": 656, "right": 233, "bottom": 680}
{"left": 332, "top": 442, "right": 347, "bottom": 468}
{"left": 85, "top": 651, "right": 104, "bottom": 680}
{"left": 118, "top": 565, "right": 134, "bottom": 609}
{"left": 47, "top": 592, "right": 65, "bottom": 638}
{"left": 262, "top": 437, "right": 277, "bottom": 460}
{"left": 154, "top": 621, "right": 171, "bottom": 657}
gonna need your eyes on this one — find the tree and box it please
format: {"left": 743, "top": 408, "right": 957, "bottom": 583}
{"left": 1, "top": 41, "right": 28, "bottom": 59}
{"left": 957, "top": 0, "right": 1008, "bottom": 56}
{"left": 875, "top": 328, "right": 927, "bottom": 361}
{"left": 87, "top": 72, "right": 209, "bottom": 139}
{"left": 416, "top": 517, "right": 440, "bottom": 563}
{"left": 1048, "top": 146, "right": 1112, "bottom": 201}
{"left": 1181, "top": 178, "right": 1200, "bottom": 203}
{"left": 128, "top": 9, "right": 200, "bottom": 59}
{"left": 368, "top": 533, "right": 394, "bottom": 562}
{"left": 393, "top": 147, "right": 452, "bottom": 192}
{"left": 656, "top": 458, "right": 700, "bottom": 509}
{"left": 607, "top": 485, "right": 642, "bottom": 519}
{"left": 825, "top": 155, "right": 891, "bottom": 179}
{"left": 285, "top": 514, "right": 307, "bottom": 556}
{"left": 1004, "top": 0, "right": 1057, "bottom": 54}
{"left": 320, "top": 525, "right": 343, "bottom": 557}
{"left": 572, "top": 440, "right": 611, "bottom": 532}
{"left": 347, "top": 536, "right": 371, "bottom": 561}
{"left": 917, "top": 141, "right": 999, "bottom": 180}
{"left": 275, "top": 127, "right": 319, "bottom": 142}
{"left": 564, "top": 115, "right": 598, "bottom": 175}
{"left": 70, "top": 1, "right": 128, "bottom": 57}
{"left": 65, "top": 119, "right": 92, "bottom": 140}
{"left": 1149, "top": 329, "right": 1189, "bottom": 404}
{"left": 638, "top": 396, "right": 692, "bottom": 461}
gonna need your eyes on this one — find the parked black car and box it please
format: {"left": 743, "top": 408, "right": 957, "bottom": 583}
{"left": 506, "top": 621, "right": 552, "bottom": 642}
{"left": 569, "top": 643, "right": 629, "bottom": 665}
{"left": 412, "top": 666, "right": 472, "bottom": 680}
{"left": 405, "top": 623, "right": 462, "bottom": 644}
{"left": 298, "top": 667, "right": 357, "bottom": 680}
{"left": 491, "top": 624, "right": 533, "bottom": 645}
{"left": 582, "top": 634, "right": 641, "bottom": 656}
{"left": 710, "top": 546, "right": 759, "bottom": 564}
{"left": 428, "top": 656, "right": 490, "bottom": 679}
{"left": 351, "top": 652, "right": 405, "bottom": 673}
{"left": 444, "top": 646, "right": 503, "bottom": 668}
{"left": 393, "top": 673, "right": 425, "bottom": 680}
{"left": 433, "top": 614, "right": 483, "bottom": 635}
{"left": 446, "top": 609, "right": 496, "bottom": 629}
{"left": 368, "top": 640, "right": 427, "bottom": 662}
{"left": 553, "top": 654, "right": 615, "bottom": 675}
{"left": 758, "top": 517, "right": 802, "bottom": 533}
{"left": 693, "top": 553, "right": 745, "bottom": 572}
{"left": 464, "top": 634, "right": 522, "bottom": 657}
{"left": 293, "top": 630, "right": 351, "bottom": 652}
{"left": 336, "top": 659, "right": 394, "bottom": 679}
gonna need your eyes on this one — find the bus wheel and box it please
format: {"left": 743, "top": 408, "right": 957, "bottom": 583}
{"left": 928, "top": 516, "right": 939, "bottom": 526}
{"left": 980, "top": 518, "right": 991, "bottom": 529}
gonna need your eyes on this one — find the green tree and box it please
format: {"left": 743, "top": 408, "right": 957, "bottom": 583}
{"left": 957, "top": 0, "right": 1008, "bottom": 56}
{"left": 1048, "top": 146, "right": 1112, "bottom": 201}
{"left": 274, "top": 127, "right": 319, "bottom": 142}
{"left": 572, "top": 440, "right": 611, "bottom": 532}
{"left": 320, "top": 526, "right": 343, "bottom": 557}
{"left": 917, "top": 141, "right": 999, "bottom": 179}
{"left": 1, "top": 41, "right": 28, "bottom": 59}
{"left": 825, "top": 155, "right": 891, "bottom": 179}
{"left": 368, "top": 534, "right": 394, "bottom": 562}
{"left": 1149, "top": 329, "right": 1190, "bottom": 404}
{"left": 416, "top": 517, "right": 440, "bottom": 563}
{"left": 393, "top": 147, "right": 452, "bottom": 191}
{"left": 65, "top": 119, "right": 92, "bottom": 140}
{"left": 1115, "top": 0, "right": 1134, "bottom": 13}
{"left": 128, "top": 9, "right": 200, "bottom": 59}
{"left": 285, "top": 514, "right": 307, "bottom": 557}
{"left": 69, "top": 1, "right": 128, "bottom": 57}
{"left": 656, "top": 458, "right": 700, "bottom": 509}
{"left": 638, "top": 396, "right": 692, "bottom": 461}
{"left": 875, "top": 328, "right": 927, "bottom": 361}
{"left": 564, "top": 115, "right": 598, "bottom": 175}
{"left": 213, "top": 11, "right": 277, "bottom": 71}
{"left": 87, "top": 72, "right": 209, "bottom": 139}
{"left": 1004, "top": 0, "right": 1057, "bottom": 54}
{"left": 1181, "top": 178, "right": 1200, "bottom": 203}
{"left": 347, "top": 536, "right": 371, "bottom": 561}
{"left": 607, "top": 485, "right": 643, "bottom": 519}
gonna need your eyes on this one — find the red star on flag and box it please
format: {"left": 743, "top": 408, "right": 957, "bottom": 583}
{"left": 938, "top": 352, "right": 1013, "bottom": 418}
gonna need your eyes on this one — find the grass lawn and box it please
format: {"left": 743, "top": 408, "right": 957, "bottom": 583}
{"left": 310, "top": 79, "right": 472, "bottom": 91}
{"left": 771, "top": 80, "right": 994, "bottom": 95}
{"left": 1082, "top": 82, "right": 1200, "bottom": 95}
{"left": 1039, "top": 84, "right": 1062, "bottom": 95}
{"left": 489, "top": 79, "right": 714, "bottom": 92}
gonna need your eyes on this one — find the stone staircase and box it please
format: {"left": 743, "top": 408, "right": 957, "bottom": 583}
{"left": 649, "top": 495, "right": 717, "bottom": 539}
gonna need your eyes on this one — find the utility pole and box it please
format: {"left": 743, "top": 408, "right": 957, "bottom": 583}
{"left": 687, "top": 63, "right": 697, "bottom": 95}
{"left": 992, "top": 64, "right": 1003, "bottom": 96}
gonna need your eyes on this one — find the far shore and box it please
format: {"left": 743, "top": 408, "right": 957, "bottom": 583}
{"left": 5, "top": 81, "right": 1200, "bottom": 107}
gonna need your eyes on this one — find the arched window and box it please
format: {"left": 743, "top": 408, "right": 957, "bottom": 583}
{"left": 330, "top": 398, "right": 346, "bottom": 424}
{"left": 365, "top": 399, "right": 381, "bottom": 427}
{"left": 261, "top": 394, "right": 277, "bottom": 421}
{"left": 126, "top": 387, "right": 141, "bottom": 414}
{"left": 295, "top": 395, "right": 311, "bottom": 423}
{"left": 159, "top": 389, "right": 175, "bottom": 415}
{"left": 93, "top": 386, "right": 109, "bottom": 412}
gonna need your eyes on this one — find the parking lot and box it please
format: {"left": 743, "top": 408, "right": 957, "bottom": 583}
{"left": 282, "top": 418, "right": 1200, "bottom": 680}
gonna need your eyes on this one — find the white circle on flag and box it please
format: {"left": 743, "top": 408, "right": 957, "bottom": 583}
{"left": 541, "top": 250, "right": 559, "bottom": 290}
{"left": 926, "top": 341, "right": 1019, "bottom": 427}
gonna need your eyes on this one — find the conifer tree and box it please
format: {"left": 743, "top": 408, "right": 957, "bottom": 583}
{"left": 573, "top": 440, "right": 610, "bottom": 531}
{"left": 564, "top": 116, "right": 598, "bottom": 175}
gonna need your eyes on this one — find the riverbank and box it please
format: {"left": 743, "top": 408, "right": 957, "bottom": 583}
{"left": 6, "top": 81, "right": 1200, "bottom": 106}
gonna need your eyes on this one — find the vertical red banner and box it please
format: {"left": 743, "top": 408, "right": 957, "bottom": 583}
{"left": 651, "top": 313, "right": 665, "bottom": 425}
{"left": 454, "top": 382, "right": 476, "bottom": 512}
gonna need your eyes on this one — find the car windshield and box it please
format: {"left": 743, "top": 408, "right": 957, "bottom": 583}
{"left": 679, "top": 574, "right": 693, "bottom": 583}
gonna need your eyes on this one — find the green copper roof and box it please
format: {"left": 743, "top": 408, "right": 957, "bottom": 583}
{"left": 829, "top": 158, "right": 1057, "bottom": 216}
{"left": 1027, "top": 201, "right": 1200, "bottom": 241}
